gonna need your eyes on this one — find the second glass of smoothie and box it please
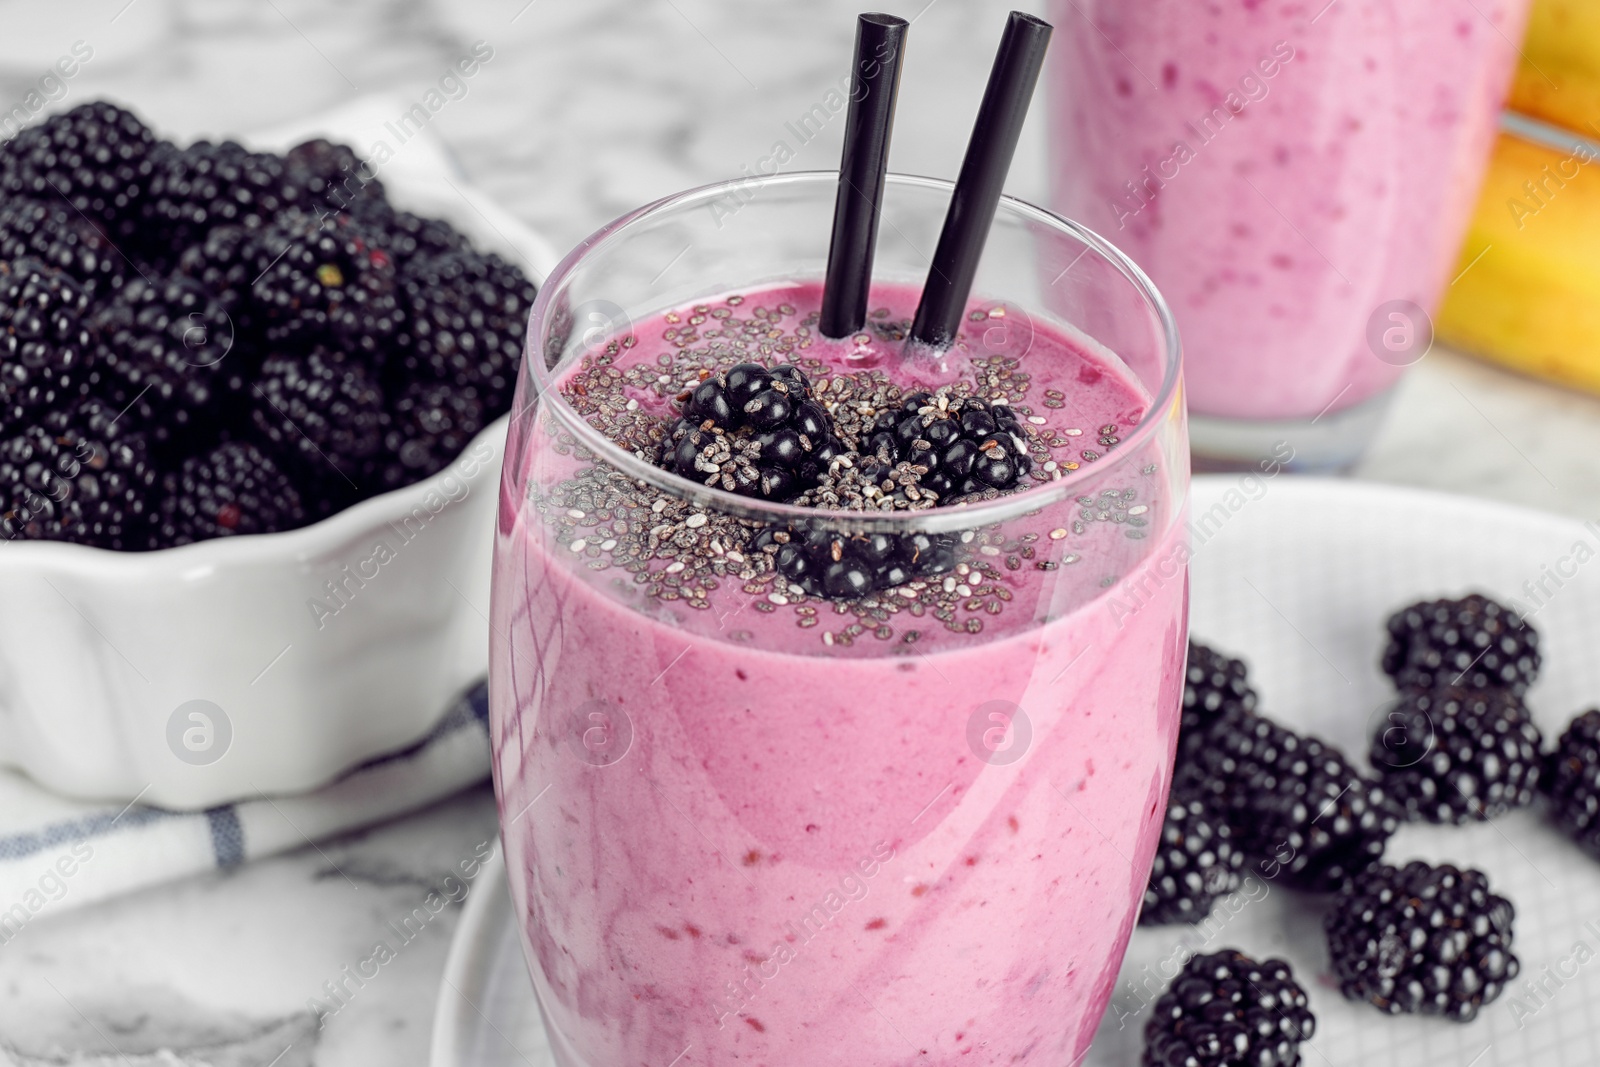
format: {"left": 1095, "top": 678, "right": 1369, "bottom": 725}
{"left": 490, "top": 172, "right": 1188, "bottom": 1065}
{"left": 1050, "top": 0, "right": 1532, "bottom": 470}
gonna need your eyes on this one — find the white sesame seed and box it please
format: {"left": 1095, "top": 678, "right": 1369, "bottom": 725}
{"left": 625, "top": 398, "right": 639, "bottom": 411}
{"left": 600, "top": 539, "right": 618, "bottom": 551}
{"left": 652, "top": 499, "right": 667, "bottom": 513}
{"left": 726, "top": 551, "right": 744, "bottom": 563}
{"left": 665, "top": 561, "right": 686, "bottom": 573}
{"left": 956, "top": 563, "right": 971, "bottom": 575}
{"left": 1027, "top": 415, "right": 1046, "bottom": 425}
{"left": 769, "top": 593, "right": 790, "bottom": 605}
{"left": 1128, "top": 504, "right": 1149, "bottom": 515}
{"left": 1065, "top": 428, "right": 1083, "bottom": 436}
{"left": 1043, "top": 461, "right": 1058, "bottom": 472}
{"left": 960, "top": 531, "right": 975, "bottom": 543}
{"left": 567, "top": 509, "right": 585, "bottom": 519}
{"left": 943, "top": 577, "right": 957, "bottom": 593}
{"left": 569, "top": 539, "right": 586, "bottom": 552}
{"left": 822, "top": 631, "right": 835, "bottom": 646}
{"left": 1063, "top": 554, "right": 1081, "bottom": 564}
{"left": 1049, "top": 528, "right": 1068, "bottom": 540}
{"left": 898, "top": 587, "right": 920, "bottom": 599}
{"left": 686, "top": 513, "right": 708, "bottom": 528}
{"left": 979, "top": 546, "right": 1001, "bottom": 556}
{"left": 957, "top": 585, "right": 972, "bottom": 597}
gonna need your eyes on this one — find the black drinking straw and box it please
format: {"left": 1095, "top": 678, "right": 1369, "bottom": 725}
{"left": 819, "top": 12, "right": 910, "bottom": 340}
{"left": 909, "top": 11, "right": 1052, "bottom": 350}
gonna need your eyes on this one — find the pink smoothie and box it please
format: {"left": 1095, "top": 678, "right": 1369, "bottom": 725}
{"left": 1049, "top": 0, "right": 1531, "bottom": 421}
{"left": 489, "top": 282, "right": 1188, "bottom": 1065}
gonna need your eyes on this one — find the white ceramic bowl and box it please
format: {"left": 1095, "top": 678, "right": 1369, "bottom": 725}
{"left": 0, "top": 101, "right": 559, "bottom": 808}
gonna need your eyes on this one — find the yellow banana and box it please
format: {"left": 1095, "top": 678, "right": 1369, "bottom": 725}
{"left": 1509, "top": 0, "right": 1600, "bottom": 135}
{"left": 1436, "top": 132, "right": 1600, "bottom": 394}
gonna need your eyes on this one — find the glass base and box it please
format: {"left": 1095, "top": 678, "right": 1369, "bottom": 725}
{"left": 1188, "top": 386, "right": 1398, "bottom": 474}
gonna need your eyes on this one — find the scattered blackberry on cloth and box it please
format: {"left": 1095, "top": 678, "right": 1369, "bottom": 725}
{"left": 249, "top": 346, "right": 386, "bottom": 494}
{"left": 0, "top": 198, "right": 129, "bottom": 294}
{"left": 0, "top": 258, "right": 96, "bottom": 433}
{"left": 395, "top": 248, "right": 536, "bottom": 409}
{"left": 141, "top": 140, "right": 299, "bottom": 261}
{"left": 154, "top": 440, "right": 304, "bottom": 544}
{"left": 252, "top": 210, "right": 402, "bottom": 355}
{"left": 1182, "top": 640, "right": 1258, "bottom": 743}
{"left": 656, "top": 361, "right": 840, "bottom": 502}
{"left": 1325, "top": 861, "right": 1517, "bottom": 1021}
{"left": 0, "top": 102, "right": 157, "bottom": 235}
{"left": 1382, "top": 593, "right": 1540, "bottom": 696}
{"left": 370, "top": 380, "right": 485, "bottom": 493}
{"left": 1183, "top": 708, "right": 1396, "bottom": 892}
{"left": 1141, "top": 949, "right": 1314, "bottom": 1067}
{"left": 1546, "top": 708, "right": 1600, "bottom": 859}
{"left": 864, "top": 391, "right": 1032, "bottom": 498}
{"left": 1141, "top": 790, "right": 1244, "bottom": 926}
{"left": 1370, "top": 686, "right": 1542, "bottom": 824}
{"left": 0, "top": 397, "right": 159, "bottom": 550}
{"left": 87, "top": 274, "right": 241, "bottom": 451}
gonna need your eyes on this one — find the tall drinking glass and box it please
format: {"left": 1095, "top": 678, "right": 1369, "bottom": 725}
{"left": 489, "top": 172, "right": 1188, "bottom": 1065}
{"left": 1049, "top": 0, "right": 1532, "bottom": 470}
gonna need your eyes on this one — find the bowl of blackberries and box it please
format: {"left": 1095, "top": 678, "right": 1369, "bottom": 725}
{"left": 0, "top": 101, "right": 549, "bottom": 808}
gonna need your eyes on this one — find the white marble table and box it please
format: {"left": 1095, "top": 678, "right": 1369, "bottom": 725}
{"left": 1, "top": 0, "right": 1597, "bottom": 1064}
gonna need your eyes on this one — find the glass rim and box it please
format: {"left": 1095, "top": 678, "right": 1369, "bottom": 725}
{"left": 524, "top": 170, "right": 1183, "bottom": 533}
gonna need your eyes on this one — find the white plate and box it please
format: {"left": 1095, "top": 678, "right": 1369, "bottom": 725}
{"left": 434, "top": 475, "right": 1600, "bottom": 1067}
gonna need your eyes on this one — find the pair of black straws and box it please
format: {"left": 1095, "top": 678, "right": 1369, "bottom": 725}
{"left": 817, "top": 10, "right": 1053, "bottom": 351}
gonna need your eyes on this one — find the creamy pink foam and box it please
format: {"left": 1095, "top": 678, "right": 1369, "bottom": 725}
{"left": 490, "top": 281, "right": 1187, "bottom": 1065}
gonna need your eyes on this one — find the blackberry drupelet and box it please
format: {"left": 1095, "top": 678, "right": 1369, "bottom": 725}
{"left": 88, "top": 274, "right": 242, "bottom": 452}
{"left": 395, "top": 248, "right": 535, "bottom": 409}
{"left": 1382, "top": 593, "right": 1540, "bottom": 696}
{"left": 656, "top": 361, "right": 841, "bottom": 503}
{"left": 252, "top": 210, "right": 402, "bottom": 355}
{"left": 0, "top": 258, "right": 96, "bottom": 433}
{"left": 1187, "top": 707, "right": 1396, "bottom": 892}
{"left": 1141, "top": 791, "right": 1244, "bottom": 926}
{"left": 1546, "top": 708, "right": 1600, "bottom": 860}
{"left": 141, "top": 140, "right": 300, "bottom": 261}
{"left": 1142, "top": 950, "right": 1314, "bottom": 1067}
{"left": 0, "top": 397, "right": 159, "bottom": 550}
{"left": 0, "top": 102, "right": 157, "bottom": 235}
{"left": 1370, "top": 686, "right": 1542, "bottom": 824}
{"left": 376, "top": 209, "right": 468, "bottom": 259}
{"left": 371, "top": 379, "right": 486, "bottom": 493}
{"left": 284, "top": 138, "right": 386, "bottom": 217}
{"left": 1325, "top": 861, "right": 1517, "bottom": 1021}
{"left": 0, "top": 197, "right": 130, "bottom": 295}
{"left": 1182, "top": 640, "right": 1258, "bottom": 742}
{"left": 865, "top": 391, "right": 1033, "bottom": 500}
{"left": 154, "top": 440, "right": 304, "bottom": 545}
{"left": 250, "top": 346, "right": 387, "bottom": 497}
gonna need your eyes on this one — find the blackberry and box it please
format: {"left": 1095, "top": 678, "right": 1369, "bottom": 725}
{"left": 0, "top": 197, "right": 130, "bottom": 295}
{"left": 866, "top": 392, "right": 1033, "bottom": 501}
{"left": 141, "top": 140, "right": 300, "bottom": 261}
{"left": 1325, "top": 861, "right": 1517, "bottom": 1021}
{"left": 371, "top": 379, "right": 486, "bottom": 493}
{"left": 0, "top": 258, "right": 96, "bottom": 433}
{"left": 0, "top": 102, "right": 157, "bottom": 235}
{"left": 376, "top": 209, "right": 468, "bottom": 259}
{"left": 1182, "top": 640, "right": 1258, "bottom": 742}
{"left": 0, "top": 397, "right": 159, "bottom": 550}
{"left": 283, "top": 138, "right": 386, "bottom": 217}
{"left": 1546, "top": 708, "right": 1600, "bottom": 859}
{"left": 395, "top": 249, "right": 535, "bottom": 409}
{"left": 154, "top": 441, "right": 304, "bottom": 545}
{"left": 249, "top": 346, "right": 386, "bottom": 498}
{"left": 1141, "top": 791, "right": 1244, "bottom": 926}
{"left": 753, "top": 525, "right": 957, "bottom": 600}
{"left": 1142, "top": 950, "right": 1314, "bottom": 1067}
{"left": 1382, "top": 593, "right": 1540, "bottom": 696}
{"left": 1186, "top": 708, "right": 1396, "bottom": 892}
{"left": 252, "top": 210, "right": 402, "bottom": 355}
{"left": 87, "top": 274, "right": 242, "bottom": 452}
{"left": 175, "top": 223, "right": 270, "bottom": 326}
{"left": 1370, "top": 687, "right": 1542, "bottom": 824}
{"left": 656, "top": 362, "right": 839, "bottom": 502}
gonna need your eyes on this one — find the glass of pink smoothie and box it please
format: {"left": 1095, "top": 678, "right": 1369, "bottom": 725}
{"left": 489, "top": 171, "right": 1188, "bottom": 1065}
{"left": 1049, "top": 0, "right": 1532, "bottom": 470}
